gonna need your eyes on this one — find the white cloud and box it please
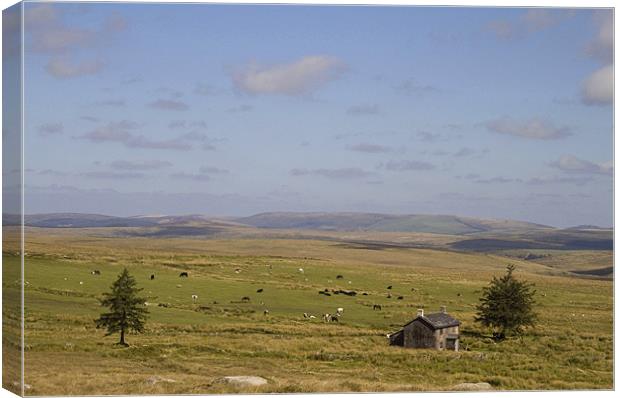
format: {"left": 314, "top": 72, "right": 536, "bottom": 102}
{"left": 45, "top": 57, "right": 104, "bottom": 78}
{"left": 347, "top": 143, "right": 392, "bottom": 153}
{"left": 485, "top": 117, "right": 571, "bottom": 140}
{"left": 347, "top": 104, "right": 380, "bottom": 116}
{"left": 38, "top": 122, "right": 64, "bottom": 136}
{"left": 382, "top": 160, "right": 435, "bottom": 171}
{"left": 147, "top": 99, "right": 189, "bottom": 111}
{"left": 291, "top": 167, "right": 371, "bottom": 179}
{"left": 233, "top": 55, "right": 346, "bottom": 95}
{"left": 25, "top": 4, "right": 127, "bottom": 78}
{"left": 581, "top": 64, "right": 613, "bottom": 106}
{"left": 585, "top": 11, "right": 613, "bottom": 64}
{"left": 550, "top": 154, "right": 612, "bottom": 175}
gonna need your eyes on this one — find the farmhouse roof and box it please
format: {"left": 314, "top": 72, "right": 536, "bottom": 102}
{"left": 404, "top": 312, "right": 460, "bottom": 330}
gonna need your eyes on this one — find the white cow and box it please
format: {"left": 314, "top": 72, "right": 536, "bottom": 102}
{"left": 336, "top": 307, "right": 344, "bottom": 315}
{"left": 191, "top": 294, "right": 198, "bottom": 303}
{"left": 298, "top": 268, "right": 304, "bottom": 273}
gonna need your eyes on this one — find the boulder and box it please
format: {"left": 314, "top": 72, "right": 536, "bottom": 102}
{"left": 220, "top": 376, "right": 268, "bottom": 387}
{"left": 145, "top": 376, "right": 176, "bottom": 385}
{"left": 452, "top": 382, "right": 493, "bottom": 391}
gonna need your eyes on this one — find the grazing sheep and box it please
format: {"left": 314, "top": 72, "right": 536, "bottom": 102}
{"left": 191, "top": 294, "right": 198, "bottom": 303}
{"left": 179, "top": 272, "right": 189, "bottom": 278}
{"left": 256, "top": 288, "right": 264, "bottom": 293}
{"left": 373, "top": 304, "right": 382, "bottom": 311}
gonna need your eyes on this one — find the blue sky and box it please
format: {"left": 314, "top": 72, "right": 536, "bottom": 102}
{"left": 15, "top": 2, "right": 613, "bottom": 227}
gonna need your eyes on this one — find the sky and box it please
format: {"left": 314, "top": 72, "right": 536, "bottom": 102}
{"left": 6, "top": 2, "right": 614, "bottom": 227}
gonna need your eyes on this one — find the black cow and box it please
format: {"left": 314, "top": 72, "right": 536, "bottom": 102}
{"left": 336, "top": 275, "right": 344, "bottom": 279}
{"left": 397, "top": 296, "right": 404, "bottom": 300}
{"left": 373, "top": 304, "right": 382, "bottom": 310}
{"left": 91, "top": 270, "right": 100, "bottom": 275}
{"left": 387, "top": 285, "right": 393, "bottom": 290}
{"left": 256, "top": 288, "right": 264, "bottom": 293}
{"left": 241, "top": 296, "right": 251, "bottom": 302}
{"left": 150, "top": 274, "right": 155, "bottom": 280}
{"left": 179, "top": 272, "right": 189, "bottom": 278}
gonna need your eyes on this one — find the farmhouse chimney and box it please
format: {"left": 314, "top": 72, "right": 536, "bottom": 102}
{"left": 440, "top": 306, "right": 447, "bottom": 314}
{"left": 417, "top": 309, "right": 424, "bottom": 317}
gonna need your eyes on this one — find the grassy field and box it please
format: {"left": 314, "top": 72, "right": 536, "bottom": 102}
{"left": 2, "top": 226, "right": 613, "bottom": 394}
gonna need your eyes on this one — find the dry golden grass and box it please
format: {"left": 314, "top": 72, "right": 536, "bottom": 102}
{"left": 0, "top": 227, "right": 612, "bottom": 394}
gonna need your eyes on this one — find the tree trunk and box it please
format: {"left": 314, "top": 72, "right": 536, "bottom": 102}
{"left": 119, "top": 328, "right": 126, "bottom": 346}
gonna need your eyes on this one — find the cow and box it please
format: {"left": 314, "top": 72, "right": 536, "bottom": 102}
{"left": 387, "top": 293, "right": 392, "bottom": 298}
{"left": 191, "top": 294, "right": 198, "bottom": 303}
{"left": 298, "top": 268, "right": 304, "bottom": 273}
{"left": 397, "top": 296, "right": 404, "bottom": 300}
{"left": 373, "top": 304, "right": 382, "bottom": 311}
{"left": 91, "top": 270, "right": 100, "bottom": 275}
{"left": 150, "top": 274, "right": 155, "bottom": 280}
{"left": 256, "top": 288, "right": 264, "bottom": 293}
{"left": 387, "top": 285, "right": 393, "bottom": 290}
{"left": 336, "top": 275, "right": 344, "bottom": 279}
{"left": 336, "top": 307, "right": 344, "bottom": 315}
{"left": 241, "top": 296, "right": 251, "bottom": 302}
{"left": 303, "top": 312, "right": 310, "bottom": 318}
{"left": 179, "top": 272, "right": 189, "bottom": 278}
{"left": 263, "top": 309, "right": 269, "bottom": 316}
{"left": 330, "top": 314, "right": 340, "bottom": 323}
{"left": 362, "top": 292, "right": 369, "bottom": 296}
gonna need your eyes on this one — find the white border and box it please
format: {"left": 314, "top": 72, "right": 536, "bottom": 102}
{"left": 0, "top": 2, "right": 616, "bottom": 398}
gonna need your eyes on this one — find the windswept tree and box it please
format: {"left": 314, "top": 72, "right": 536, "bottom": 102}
{"left": 95, "top": 268, "right": 148, "bottom": 346}
{"left": 475, "top": 264, "right": 537, "bottom": 340}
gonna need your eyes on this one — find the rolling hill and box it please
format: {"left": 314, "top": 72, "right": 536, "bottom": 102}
{"left": 234, "top": 212, "right": 552, "bottom": 235}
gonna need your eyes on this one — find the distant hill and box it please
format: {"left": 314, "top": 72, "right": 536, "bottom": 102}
{"left": 234, "top": 212, "right": 552, "bottom": 235}
{"left": 19, "top": 213, "right": 158, "bottom": 228}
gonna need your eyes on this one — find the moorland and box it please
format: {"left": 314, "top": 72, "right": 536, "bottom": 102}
{"left": 2, "top": 212, "right": 613, "bottom": 394}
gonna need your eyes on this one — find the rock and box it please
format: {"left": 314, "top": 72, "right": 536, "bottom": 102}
{"left": 145, "top": 376, "right": 176, "bottom": 385}
{"left": 452, "top": 382, "right": 493, "bottom": 391}
{"left": 219, "top": 376, "right": 268, "bottom": 387}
